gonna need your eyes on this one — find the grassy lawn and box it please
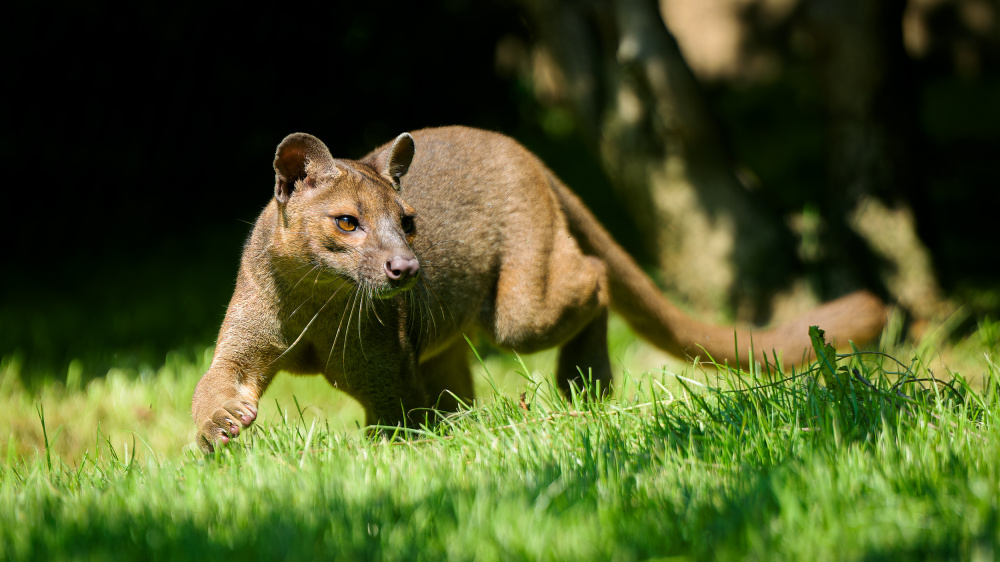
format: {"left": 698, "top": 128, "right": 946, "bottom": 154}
{"left": 2, "top": 315, "right": 999, "bottom": 561}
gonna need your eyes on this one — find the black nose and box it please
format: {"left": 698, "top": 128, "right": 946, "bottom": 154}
{"left": 384, "top": 256, "right": 420, "bottom": 281}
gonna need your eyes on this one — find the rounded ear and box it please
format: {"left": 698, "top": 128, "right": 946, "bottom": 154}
{"left": 273, "top": 133, "right": 336, "bottom": 204}
{"left": 375, "top": 133, "right": 415, "bottom": 190}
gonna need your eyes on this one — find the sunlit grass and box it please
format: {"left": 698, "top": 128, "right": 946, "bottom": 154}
{"left": 2, "top": 315, "right": 999, "bottom": 560}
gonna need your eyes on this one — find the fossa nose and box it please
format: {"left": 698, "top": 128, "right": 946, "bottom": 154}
{"left": 384, "top": 255, "right": 420, "bottom": 282}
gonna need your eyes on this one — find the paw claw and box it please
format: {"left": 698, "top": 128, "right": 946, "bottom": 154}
{"left": 196, "top": 399, "right": 259, "bottom": 454}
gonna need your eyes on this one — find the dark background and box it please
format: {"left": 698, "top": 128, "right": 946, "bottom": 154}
{"left": 2, "top": 0, "right": 998, "bottom": 382}
{"left": 2, "top": 0, "right": 533, "bottom": 263}
{"left": 1, "top": 0, "right": 622, "bottom": 380}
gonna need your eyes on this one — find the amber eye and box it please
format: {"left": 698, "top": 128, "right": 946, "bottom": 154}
{"left": 335, "top": 215, "right": 359, "bottom": 232}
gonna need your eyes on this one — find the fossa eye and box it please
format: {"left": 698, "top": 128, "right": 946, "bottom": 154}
{"left": 401, "top": 216, "right": 416, "bottom": 234}
{"left": 401, "top": 216, "right": 416, "bottom": 243}
{"left": 335, "top": 215, "right": 359, "bottom": 232}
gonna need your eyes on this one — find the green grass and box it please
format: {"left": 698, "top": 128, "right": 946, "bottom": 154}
{"left": 2, "top": 316, "right": 1000, "bottom": 561}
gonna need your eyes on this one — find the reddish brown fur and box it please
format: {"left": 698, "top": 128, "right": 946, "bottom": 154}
{"left": 191, "top": 126, "right": 886, "bottom": 453}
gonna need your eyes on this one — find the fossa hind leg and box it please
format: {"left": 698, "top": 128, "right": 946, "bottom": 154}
{"left": 491, "top": 239, "right": 608, "bottom": 348}
{"left": 557, "top": 309, "right": 612, "bottom": 398}
{"left": 490, "top": 225, "right": 610, "bottom": 392}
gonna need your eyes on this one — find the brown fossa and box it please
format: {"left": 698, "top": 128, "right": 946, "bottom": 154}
{"left": 191, "top": 126, "right": 886, "bottom": 452}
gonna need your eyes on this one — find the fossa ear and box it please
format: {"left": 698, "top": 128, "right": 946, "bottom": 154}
{"left": 273, "top": 133, "right": 338, "bottom": 204}
{"left": 373, "top": 132, "right": 415, "bottom": 190}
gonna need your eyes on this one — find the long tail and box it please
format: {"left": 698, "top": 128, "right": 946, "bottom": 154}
{"left": 550, "top": 177, "right": 887, "bottom": 367}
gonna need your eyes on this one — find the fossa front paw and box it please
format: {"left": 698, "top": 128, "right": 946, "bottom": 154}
{"left": 196, "top": 400, "right": 258, "bottom": 454}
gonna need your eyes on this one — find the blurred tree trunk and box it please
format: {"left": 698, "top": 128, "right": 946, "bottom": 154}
{"left": 517, "top": 0, "right": 950, "bottom": 325}
{"left": 802, "top": 0, "right": 949, "bottom": 321}
{"left": 517, "top": 0, "right": 800, "bottom": 323}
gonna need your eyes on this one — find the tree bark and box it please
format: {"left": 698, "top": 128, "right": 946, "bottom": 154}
{"left": 517, "top": 0, "right": 950, "bottom": 324}
{"left": 802, "top": 0, "right": 949, "bottom": 320}
{"left": 518, "top": 0, "right": 798, "bottom": 323}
